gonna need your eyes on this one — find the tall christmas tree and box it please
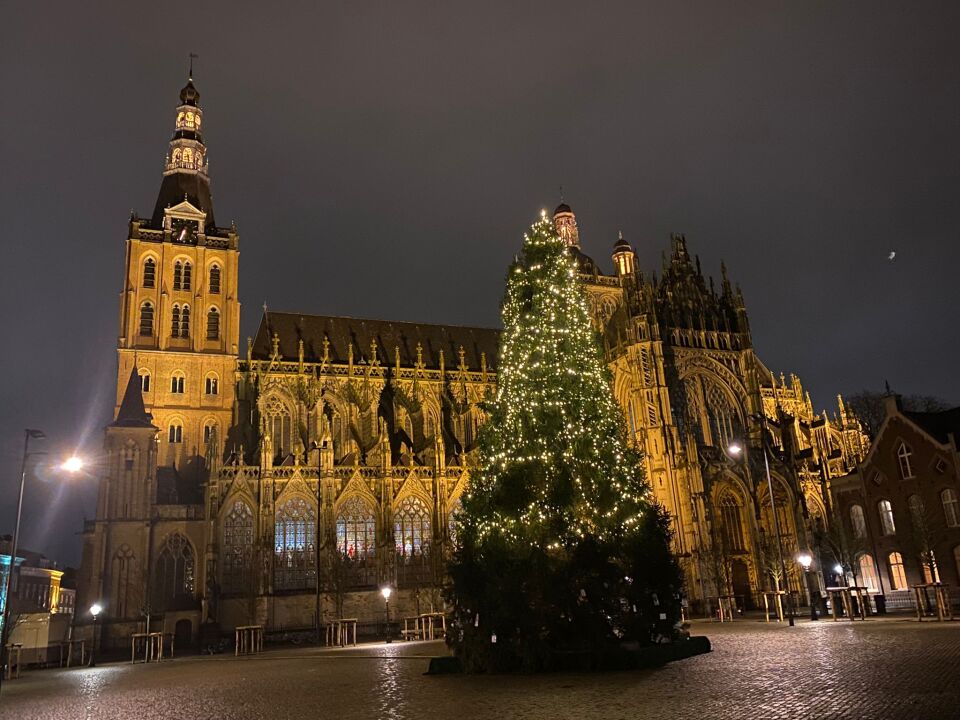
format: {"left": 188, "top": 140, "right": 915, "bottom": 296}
{"left": 447, "top": 211, "right": 682, "bottom": 672}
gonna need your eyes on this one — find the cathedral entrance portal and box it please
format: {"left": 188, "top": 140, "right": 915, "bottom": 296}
{"left": 731, "top": 559, "right": 753, "bottom": 610}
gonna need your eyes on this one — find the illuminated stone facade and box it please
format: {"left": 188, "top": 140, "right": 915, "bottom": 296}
{"left": 78, "top": 76, "right": 870, "bottom": 647}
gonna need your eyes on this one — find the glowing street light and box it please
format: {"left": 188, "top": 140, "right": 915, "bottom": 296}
{"left": 61, "top": 456, "right": 85, "bottom": 473}
{"left": 380, "top": 586, "right": 393, "bottom": 642}
{"left": 727, "top": 442, "right": 743, "bottom": 457}
{"left": 797, "top": 553, "right": 818, "bottom": 621}
{"left": 89, "top": 603, "right": 103, "bottom": 667}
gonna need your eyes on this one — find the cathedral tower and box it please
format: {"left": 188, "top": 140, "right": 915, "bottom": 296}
{"left": 117, "top": 71, "right": 240, "bottom": 475}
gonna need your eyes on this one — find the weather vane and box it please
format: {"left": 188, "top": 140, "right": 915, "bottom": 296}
{"left": 189, "top": 52, "right": 199, "bottom": 79}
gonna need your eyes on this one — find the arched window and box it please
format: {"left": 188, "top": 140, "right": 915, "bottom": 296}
{"left": 221, "top": 501, "right": 254, "bottom": 594}
{"left": 180, "top": 304, "right": 190, "bottom": 338}
{"left": 878, "top": 500, "right": 896, "bottom": 536}
{"left": 203, "top": 421, "right": 217, "bottom": 444}
{"left": 718, "top": 491, "right": 745, "bottom": 552}
{"left": 196, "top": 152, "right": 204, "bottom": 169}
{"left": 139, "top": 302, "right": 154, "bottom": 336}
{"left": 850, "top": 505, "right": 867, "bottom": 539}
{"left": 152, "top": 533, "right": 195, "bottom": 611}
{"left": 857, "top": 553, "right": 878, "bottom": 591}
{"left": 173, "top": 261, "right": 183, "bottom": 291}
{"left": 206, "top": 307, "right": 220, "bottom": 340}
{"left": 395, "top": 496, "right": 431, "bottom": 556}
{"left": 168, "top": 422, "right": 183, "bottom": 443}
{"left": 922, "top": 555, "right": 941, "bottom": 584}
{"left": 142, "top": 258, "right": 156, "bottom": 288}
{"left": 897, "top": 442, "right": 915, "bottom": 479}
{"left": 171, "top": 304, "right": 181, "bottom": 337}
{"left": 182, "top": 147, "right": 194, "bottom": 166}
{"left": 111, "top": 545, "right": 135, "bottom": 618}
{"left": 336, "top": 496, "right": 376, "bottom": 559}
{"left": 888, "top": 552, "right": 908, "bottom": 590}
{"left": 182, "top": 261, "right": 192, "bottom": 291}
{"left": 275, "top": 497, "right": 316, "bottom": 590}
{"left": 263, "top": 395, "right": 292, "bottom": 459}
{"left": 205, "top": 373, "right": 219, "bottom": 395}
{"left": 139, "top": 369, "right": 151, "bottom": 393}
{"left": 170, "top": 372, "right": 185, "bottom": 394}
{"left": 209, "top": 264, "right": 221, "bottom": 294}
{"left": 172, "top": 147, "right": 182, "bottom": 164}
{"left": 942, "top": 489, "right": 960, "bottom": 528}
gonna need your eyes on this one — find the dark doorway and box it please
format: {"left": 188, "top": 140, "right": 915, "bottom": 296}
{"left": 731, "top": 559, "right": 753, "bottom": 610}
{"left": 175, "top": 618, "right": 193, "bottom": 648}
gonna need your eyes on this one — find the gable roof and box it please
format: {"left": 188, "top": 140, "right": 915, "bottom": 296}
{"left": 251, "top": 312, "right": 500, "bottom": 372}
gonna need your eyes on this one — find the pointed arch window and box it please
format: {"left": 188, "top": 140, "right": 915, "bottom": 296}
{"left": 171, "top": 304, "right": 181, "bottom": 337}
{"left": 897, "top": 442, "right": 915, "bottom": 479}
{"left": 170, "top": 372, "right": 185, "bottom": 394}
{"left": 336, "top": 496, "right": 376, "bottom": 559}
{"left": 942, "top": 489, "right": 960, "bottom": 528}
{"left": 221, "top": 501, "right": 254, "bottom": 594}
{"left": 209, "top": 264, "right": 221, "bottom": 294}
{"left": 152, "top": 533, "right": 195, "bottom": 611}
{"left": 139, "top": 369, "right": 151, "bottom": 393}
{"left": 173, "top": 261, "right": 183, "bottom": 291}
{"left": 180, "top": 304, "right": 190, "bottom": 338}
{"left": 878, "top": 500, "right": 896, "bottom": 536}
{"left": 111, "top": 545, "right": 135, "bottom": 618}
{"left": 142, "top": 258, "right": 156, "bottom": 288}
{"left": 203, "top": 421, "right": 217, "bottom": 444}
{"left": 182, "top": 261, "right": 192, "bottom": 291}
{"left": 395, "top": 496, "right": 431, "bottom": 557}
{"left": 207, "top": 307, "right": 220, "bottom": 340}
{"left": 168, "top": 422, "right": 183, "bottom": 443}
{"left": 274, "top": 497, "right": 317, "bottom": 591}
{"left": 139, "top": 302, "right": 154, "bottom": 337}
{"left": 718, "top": 492, "right": 745, "bottom": 552}
{"left": 888, "top": 552, "right": 908, "bottom": 590}
{"left": 850, "top": 504, "right": 867, "bottom": 539}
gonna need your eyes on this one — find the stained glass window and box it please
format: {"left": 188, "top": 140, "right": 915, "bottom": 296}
{"left": 222, "top": 501, "right": 254, "bottom": 594}
{"left": 275, "top": 497, "right": 316, "bottom": 590}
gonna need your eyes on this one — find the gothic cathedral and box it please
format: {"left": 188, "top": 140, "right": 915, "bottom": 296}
{"left": 78, "top": 76, "right": 868, "bottom": 647}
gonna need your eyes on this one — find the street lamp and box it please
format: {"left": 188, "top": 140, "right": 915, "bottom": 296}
{"left": 89, "top": 603, "right": 103, "bottom": 667}
{"left": 381, "top": 586, "right": 392, "bottom": 642}
{"left": 797, "top": 553, "right": 818, "bottom": 621}
{"left": 0, "top": 438, "right": 86, "bottom": 693}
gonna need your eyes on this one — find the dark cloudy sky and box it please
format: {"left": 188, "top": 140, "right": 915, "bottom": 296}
{"left": 2, "top": 1, "right": 959, "bottom": 566}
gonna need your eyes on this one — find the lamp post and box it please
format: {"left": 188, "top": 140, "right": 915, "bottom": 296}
{"left": 1, "top": 442, "right": 84, "bottom": 692}
{"left": 381, "top": 586, "right": 392, "bottom": 642}
{"left": 89, "top": 603, "right": 102, "bottom": 667}
{"left": 797, "top": 553, "right": 818, "bottom": 621}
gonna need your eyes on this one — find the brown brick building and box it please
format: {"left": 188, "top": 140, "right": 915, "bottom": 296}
{"left": 830, "top": 395, "right": 960, "bottom": 607}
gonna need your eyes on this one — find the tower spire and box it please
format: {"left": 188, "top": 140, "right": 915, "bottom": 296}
{"left": 150, "top": 69, "right": 215, "bottom": 227}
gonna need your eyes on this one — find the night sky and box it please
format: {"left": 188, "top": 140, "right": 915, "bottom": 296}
{"left": 2, "top": 2, "right": 959, "bottom": 567}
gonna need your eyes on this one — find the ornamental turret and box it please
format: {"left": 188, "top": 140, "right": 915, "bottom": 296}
{"left": 553, "top": 203, "right": 580, "bottom": 248}
{"left": 612, "top": 231, "right": 635, "bottom": 277}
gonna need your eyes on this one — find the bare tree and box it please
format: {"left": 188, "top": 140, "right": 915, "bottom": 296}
{"left": 845, "top": 390, "right": 950, "bottom": 439}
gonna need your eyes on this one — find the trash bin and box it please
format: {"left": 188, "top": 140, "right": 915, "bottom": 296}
{"left": 874, "top": 594, "right": 886, "bottom": 615}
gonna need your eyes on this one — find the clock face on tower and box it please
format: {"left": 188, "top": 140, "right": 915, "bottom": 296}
{"left": 171, "top": 218, "right": 199, "bottom": 244}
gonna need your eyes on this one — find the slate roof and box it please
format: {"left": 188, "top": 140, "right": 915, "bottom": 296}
{"left": 251, "top": 312, "right": 501, "bottom": 372}
{"left": 150, "top": 171, "right": 215, "bottom": 228}
{"left": 112, "top": 366, "right": 155, "bottom": 429}
{"left": 904, "top": 407, "right": 960, "bottom": 444}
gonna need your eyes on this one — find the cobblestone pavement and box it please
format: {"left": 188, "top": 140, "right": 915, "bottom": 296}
{"left": 4, "top": 618, "right": 960, "bottom": 720}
